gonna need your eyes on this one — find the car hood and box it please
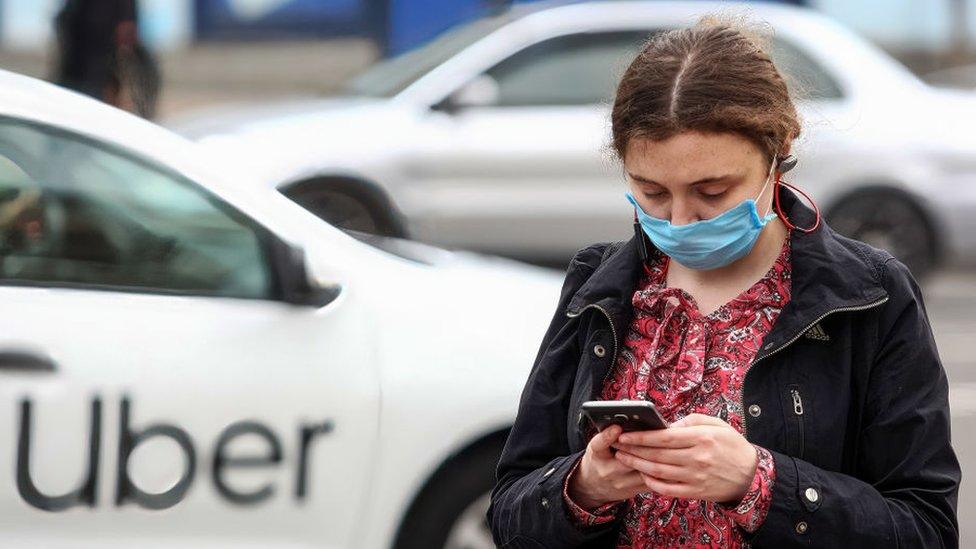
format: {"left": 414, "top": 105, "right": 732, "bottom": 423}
{"left": 348, "top": 229, "right": 565, "bottom": 291}
{"left": 168, "top": 95, "right": 413, "bottom": 188}
{"left": 373, "top": 240, "right": 567, "bottom": 388}
{"left": 165, "top": 96, "right": 393, "bottom": 140}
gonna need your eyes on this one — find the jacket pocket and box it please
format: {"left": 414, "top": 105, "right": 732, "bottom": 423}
{"left": 786, "top": 384, "right": 805, "bottom": 459}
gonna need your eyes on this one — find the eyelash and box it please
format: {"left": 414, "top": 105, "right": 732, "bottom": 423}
{"left": 643, "top": 191, "right": 727, "bottom": 200}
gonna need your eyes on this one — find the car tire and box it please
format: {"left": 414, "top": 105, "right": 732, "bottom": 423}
{"left": 282, "top": 177, "right": 410, "bottom": 239}
{"left": 825, "top": 189, "right": 938, "bottom": 279}
{"left": 393, "top": 437, "right": 504, "bottom": 549}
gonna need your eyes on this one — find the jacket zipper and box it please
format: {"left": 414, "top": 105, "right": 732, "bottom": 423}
{"left": 740, "top": 296, "right": 889, "bottom": 441}
{"left": 789, "top": 386, "right": 805, "bottom": 457}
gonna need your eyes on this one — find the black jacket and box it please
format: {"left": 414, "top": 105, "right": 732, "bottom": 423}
{"left": 487, "top": 189, "right": 960, "bottom": 548}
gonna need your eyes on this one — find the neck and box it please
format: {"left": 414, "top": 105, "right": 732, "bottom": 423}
{"left": 667, "top": 217, "right": 788, "bottom": 284}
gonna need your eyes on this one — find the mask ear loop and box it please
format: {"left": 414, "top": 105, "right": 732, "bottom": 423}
{"left": 772, "top": 155, "right": 821, "bottom": 233}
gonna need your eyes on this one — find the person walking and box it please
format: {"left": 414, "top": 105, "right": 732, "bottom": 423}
{"left": 53, "top": 0, "right": 160, "bottom": 119}
{"left": 487, "top": 15, "right": 960, "bottom": 548}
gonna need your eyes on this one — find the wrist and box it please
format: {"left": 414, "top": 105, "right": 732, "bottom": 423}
{"left": 722, "top": 444, "right": 761, "bottom": 505}
{"left": 567, "top": 458, "right": 609, "bottom": 509}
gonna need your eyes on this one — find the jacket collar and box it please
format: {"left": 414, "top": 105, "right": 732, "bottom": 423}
{"left": 566, "top": 187, "right": 889, "bottom": 347}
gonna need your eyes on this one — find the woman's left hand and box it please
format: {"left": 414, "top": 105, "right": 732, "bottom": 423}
{"left": 610, "top": 413, "right": 758, "bottom": 504}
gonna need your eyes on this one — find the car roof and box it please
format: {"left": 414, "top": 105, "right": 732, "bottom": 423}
{"left": 393, "top": 0, "right": 920, "bottom": 106}
{"left": 506, "top": 0, "right": 811, "bottom": 23}
{"left": 0, "top": 68, "right": 300, "bottom": 230}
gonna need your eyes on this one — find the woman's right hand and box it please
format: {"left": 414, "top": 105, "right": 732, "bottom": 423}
{"left": 567, "top": 424, "right": 649, "bottom": 509}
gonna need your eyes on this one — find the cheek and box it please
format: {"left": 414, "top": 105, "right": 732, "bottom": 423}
{"left": 660, "top": 198, "right": 729, "bottom": 223}
{"left": 697, "top": 203, "right": 734, "bottom": 221}
{"left": 643, "top": 201, "right": 671, "bottom": 219}
{"left": 696, "top": 195, "right": 750, "bottom": 220}
{"left": 628, "top": 190, "right": 668, "bottom": 218}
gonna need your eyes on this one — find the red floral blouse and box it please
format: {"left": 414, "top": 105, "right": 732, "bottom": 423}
{"left": 562, "top": 233, "right": 792, "bottom": 547}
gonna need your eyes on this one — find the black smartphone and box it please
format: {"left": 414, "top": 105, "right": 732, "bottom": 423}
{"left": 581, "top": 400, "right": 669, "bottom": 433}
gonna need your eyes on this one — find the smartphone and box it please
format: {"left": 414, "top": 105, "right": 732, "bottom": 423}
{"left": 581, "top": 400, "right": 669, "bottom": 433}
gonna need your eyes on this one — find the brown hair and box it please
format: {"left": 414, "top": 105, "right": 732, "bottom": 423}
{"left": 611, "top": 14, "right": 801, "bottom": 165}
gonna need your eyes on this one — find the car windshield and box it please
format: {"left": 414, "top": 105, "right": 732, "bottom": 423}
{"left": 344, "top": 13, "right": 511, "bottom": 98}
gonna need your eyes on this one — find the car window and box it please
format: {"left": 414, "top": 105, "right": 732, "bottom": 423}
{"left": 0, "top": 119, "right": 274, "bottom": 299}
{"left": 479, "top": 30, "right": 842, "bottom": 107}
{"left": 484, "top": 31, "right": 650, "bottom": 107}
{"left": 346, "top": 13, "right": 513, "bottom": 98}
{"left": 769, "top": 38, "right": 844, "bottom": 100}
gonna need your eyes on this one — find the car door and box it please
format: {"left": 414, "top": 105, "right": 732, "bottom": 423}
{"left": 0, "top": 117, "right": 378, "bottom": 548}
{"left": 406, "top": 29, "right": 650, "bottom": 263}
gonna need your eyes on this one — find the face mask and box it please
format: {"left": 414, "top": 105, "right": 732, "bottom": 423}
{"left": 625, "top": 159, "right": 778, "bottom": 270}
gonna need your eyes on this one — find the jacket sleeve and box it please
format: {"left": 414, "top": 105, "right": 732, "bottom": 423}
{"left": 487, "top": 243, "right": 623, "bottom": 548}
{"left": 743, "top": 257, "right": 961, "bottom": 548}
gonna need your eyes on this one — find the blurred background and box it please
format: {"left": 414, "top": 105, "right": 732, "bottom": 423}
{"left": 1, "top": 0, "right": 974, "bottom": 547}
{"left": 0, "top": 1, "right": 973, "bottom": 116}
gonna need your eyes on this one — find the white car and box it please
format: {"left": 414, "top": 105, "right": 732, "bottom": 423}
{"left": 173, "top": 0, "right": 976, "bottom": 277}
{"left": 0, "top": 68, "right": 564, "bottom": 549}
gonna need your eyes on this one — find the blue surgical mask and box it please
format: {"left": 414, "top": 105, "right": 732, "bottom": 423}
{"left": 625, "top": 160, "right": 778, "bottom": 270}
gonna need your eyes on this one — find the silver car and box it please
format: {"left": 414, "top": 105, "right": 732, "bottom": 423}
{"left": 174, "top": 0, "right": 976, "bottom": 277}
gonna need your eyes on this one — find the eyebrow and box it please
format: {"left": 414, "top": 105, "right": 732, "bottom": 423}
{"left": 627, "top": 172, "right": 738, "bottom": 186}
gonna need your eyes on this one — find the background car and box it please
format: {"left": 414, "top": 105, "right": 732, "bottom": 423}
{"left": 172, "top": 0, "right": 976, "bottom": 278}
{"left": 0, "top": 68, "right": 563, "bottom": 549}
{"left": 924, "top": 61, "right": 976, "bottom": 90}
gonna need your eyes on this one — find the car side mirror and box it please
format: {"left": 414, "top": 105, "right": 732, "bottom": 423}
{"left": 433, "top": 74, "right": 500, "bottom": 114}
{"left": 268, "top": 238, "right": 341, "bottom": 307}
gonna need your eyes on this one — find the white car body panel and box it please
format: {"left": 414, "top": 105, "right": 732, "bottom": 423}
{"left": 0, "top": 69, "right": 562, "bottom": 547}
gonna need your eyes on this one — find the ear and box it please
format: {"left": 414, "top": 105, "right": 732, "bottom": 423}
{"left": 775, "top": 141, "right": 793, "bottom": 164}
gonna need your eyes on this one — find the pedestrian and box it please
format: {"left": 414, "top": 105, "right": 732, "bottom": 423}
{"left": 53, "top": 0, "right": 160, "bottom": 119}
{"left": 487, "top": 14, "right": 960, "bottom": 548}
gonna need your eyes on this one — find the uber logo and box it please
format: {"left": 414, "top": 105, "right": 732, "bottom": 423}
{"left": 16, "top": 395, "right": 334, "bottom": 512}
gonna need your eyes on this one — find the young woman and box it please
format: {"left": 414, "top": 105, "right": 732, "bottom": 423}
{"left": 487, "top": 16, "right": 960, "bottom": 549}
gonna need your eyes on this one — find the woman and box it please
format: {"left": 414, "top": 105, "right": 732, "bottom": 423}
{"left": 487, "top": 16, "right": 960, "bottom": 549}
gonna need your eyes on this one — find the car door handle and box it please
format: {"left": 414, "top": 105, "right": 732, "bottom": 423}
{"left": 0, "top": 350, "right": 57, "bottom": 372}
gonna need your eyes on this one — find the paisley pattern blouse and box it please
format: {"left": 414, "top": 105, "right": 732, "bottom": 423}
{"left": 562, "top": 234, "right": 792, "bottom": 547}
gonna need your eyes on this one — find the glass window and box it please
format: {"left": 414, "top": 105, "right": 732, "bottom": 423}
{"left": 769, "top": 38, "right": 844, "bottom": 100}
{"left": 479, "top": 30, "right": 841, "bottom": 107}
{"left": 0, "top": 119, "right": 273, "bottom": 299}
{"left": 484, "top": 31, "right": 650, "bottom": 107}
{"left": 345, "top": 13, "right": 513, "bottom": 98}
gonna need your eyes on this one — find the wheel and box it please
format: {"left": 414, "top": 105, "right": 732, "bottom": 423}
{"left": 296, "top": 187, "right": 382, "bottom": 234}
{"left": 826, "top": 190, "right": 938, "bottom": 279}
{"left": 393, "top": 441, "right": 502, "bottom": 549}
{"left": 282, "top": 178, "right": 410, "bottom": 239}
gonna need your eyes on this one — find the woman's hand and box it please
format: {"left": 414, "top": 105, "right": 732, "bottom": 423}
{"left": 610, "top": 413, "right": 758, "bottom": 504}
{"left": 567, "top": 424, "right": 648, "bottom": 509}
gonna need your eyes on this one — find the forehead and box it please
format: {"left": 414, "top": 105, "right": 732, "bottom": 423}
{"left": 623, "top": 131, "right": 764, "bottom": 183}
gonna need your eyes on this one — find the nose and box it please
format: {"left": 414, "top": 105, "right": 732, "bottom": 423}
{"left": 669, "top": 198, "right": 698, "bottom": 226}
